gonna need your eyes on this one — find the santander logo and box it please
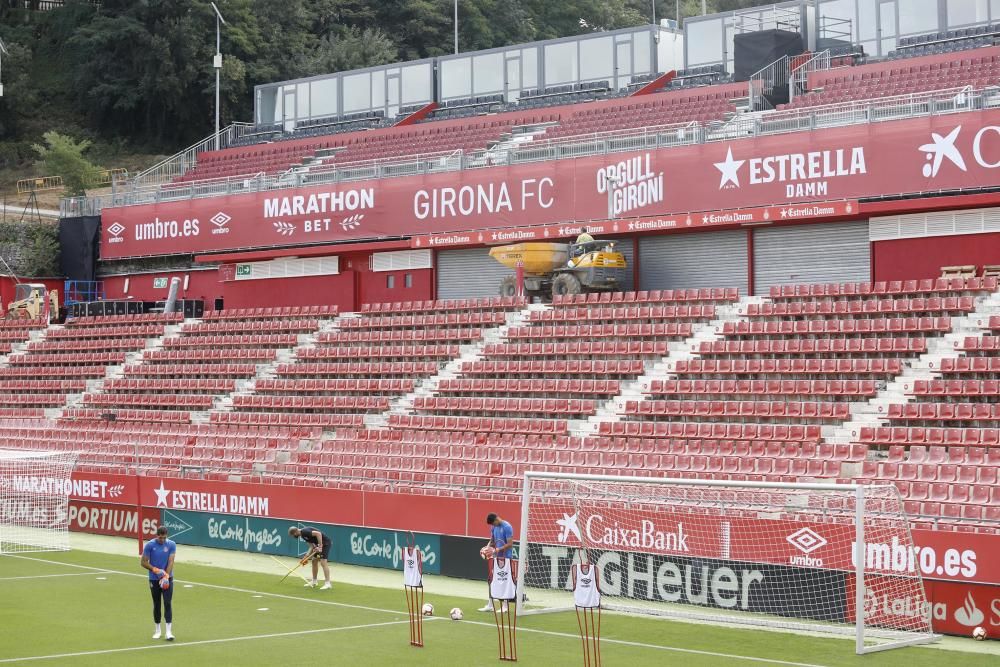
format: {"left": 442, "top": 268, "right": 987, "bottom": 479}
{"left": 954, "top": 591, "right": 985, "bottom": 627}
{"left": 919, "top": 124, "right": 1000, "bottom": 177}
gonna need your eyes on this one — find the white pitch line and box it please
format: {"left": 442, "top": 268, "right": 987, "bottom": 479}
{"left": 0, "top": 571, "right": 115, "bottom": 582}
{"left": 8, "top": 555, "right": 831, "bottom": 667}
{"left": 0, "top": 619, "right": 413, "bottom": 663}
{"left": 456, "top": 618, "right": 830, "bottom": 667}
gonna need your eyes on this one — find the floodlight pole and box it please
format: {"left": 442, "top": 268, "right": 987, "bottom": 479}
{"left": 454, "top": 0, "right": 459, "bottom": 54}
{"left": 211, "top": 2, "right": 226, "bottom": 150}
{"left": 0, "top": 38, "right": 9, "bottom": 98}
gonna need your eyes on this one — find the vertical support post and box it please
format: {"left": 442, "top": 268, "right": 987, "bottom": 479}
{"left": 515, "top": 473, "right": 531, "bottom": 615}
{"left": 855, "top": 485, "right": 865, "bottom": 655}
{"left": 215, "top": 18, "right": 221, "bottom": 151}
{"left": 454, "top": 0, "right": 459, "bottom": 55}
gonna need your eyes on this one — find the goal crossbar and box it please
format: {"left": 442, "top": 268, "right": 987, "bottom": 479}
{"left": 516, "top": 471, "right": 938, "bottom": 655}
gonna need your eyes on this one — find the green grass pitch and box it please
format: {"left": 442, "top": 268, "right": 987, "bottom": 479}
{"left": 0, "top": 548, "right": 994, "bottom": 666}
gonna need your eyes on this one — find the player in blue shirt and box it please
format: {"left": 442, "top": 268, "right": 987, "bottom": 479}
{"left": 141, "top": 525, "right": 177, "bottom": 641}
{"left": 479, "top": 513, "right": 514, "bottom": 612}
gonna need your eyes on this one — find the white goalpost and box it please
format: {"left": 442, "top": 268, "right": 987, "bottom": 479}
{"left": 0, "top": 449, "right": 79, "bottom": 554}
{"left": 516, "top": 472, "right": 938, "bottom": 655}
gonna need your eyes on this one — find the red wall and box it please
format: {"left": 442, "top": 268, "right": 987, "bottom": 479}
{"left": 222, "top": 272, "right": 356, "bottom": 310}
{"left": 341, "top": 251, "right": 434, "bottom": 307}
{"left": 872, "top": 232, "right": 1000, "bottom": 282}
{"left": 101, "top": 269, "right": 222, "bottom": 304}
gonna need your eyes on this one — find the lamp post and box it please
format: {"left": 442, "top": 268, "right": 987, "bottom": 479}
{"left": 0, "top": 38, "right": 9, "bottom": 98}
{"left": 454, "top": 0, "right": 459, "bottom": 54}
{"left": 210, "top": 2, "right": 226, "bottom": 150}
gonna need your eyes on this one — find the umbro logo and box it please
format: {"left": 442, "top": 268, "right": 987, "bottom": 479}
{"left": 786, "top": 528, "right": 827, "bottom": 554}
{"left": 107, "top": 222, "right": 126, "bottom": 238}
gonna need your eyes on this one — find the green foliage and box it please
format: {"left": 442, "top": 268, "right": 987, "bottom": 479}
{"left": 0, "top": 0, "right": 777, "bottom": 155}
{"left": 0, "top": 220, "right": 60, "bottom": 277}
{"left": 31, "top": 131, "right": 101, "bottom": 197}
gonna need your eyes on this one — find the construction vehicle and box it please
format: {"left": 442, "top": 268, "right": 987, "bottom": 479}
{"left": 7, "top": 283, "right": 58, "bottom": 322}
{"left": 488, "top": 240, "right": 627, "bottom": 299}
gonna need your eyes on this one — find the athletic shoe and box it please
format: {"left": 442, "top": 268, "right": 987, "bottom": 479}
{"left": 304, "top": 581, "right": 316, "bottom": 588}
{"left": 165, "top": 632, "right": 174, "bottom": 642}
{"left": 320, "top": 582, "right": 332, "bottom": 590}
{"left": 478, "top": 604, "right": 493, "bottom": 612}
{"left": 152, "top": 626, "right": 161, "bottom": 640}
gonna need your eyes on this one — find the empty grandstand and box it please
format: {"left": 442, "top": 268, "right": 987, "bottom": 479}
{"left": 19, "top": 0, "right": 1000, "bottom": 642}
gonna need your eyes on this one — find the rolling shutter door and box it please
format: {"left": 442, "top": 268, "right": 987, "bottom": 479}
{"left": 436, "top": 247, "right": 512, "bottom": 300}
{"left": 753, "top": 221, "right": 870, "bottom": 296}
{"left": 638, "top": 230, "right": 749, "bottom": 294}
{"left": 608, "top": 238, "right": 635, "bottom": 292}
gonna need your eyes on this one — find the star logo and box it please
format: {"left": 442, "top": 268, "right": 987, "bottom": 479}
{"left": 153, "top": 481, "right": 170, "bottom": 508}
{"left": 780, "top": 208, "right": 788, "bottom": 218}
{"left": 556, "top": 513, "right": 582, "bottom": 543}
{"left": 701, "top": 214, "right": 709, "bottom": 224}
{"left": 714, "top": 147, "right": 746, "bottom": 189}
{"left": 919, "top": 126, "right": 966, "bottom": 177}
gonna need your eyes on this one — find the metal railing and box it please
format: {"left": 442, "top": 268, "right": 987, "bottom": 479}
{"left": 130, "top": 122, "right": 255, "bottom": 189}
{"left": 790, "top": 50, "right": 832, "bottom": 102}
{"left": 750, "top": 54, "right": 792, "bottom": 111}
{"left": 61, "top": 85, "right": 995, "bottom": 217}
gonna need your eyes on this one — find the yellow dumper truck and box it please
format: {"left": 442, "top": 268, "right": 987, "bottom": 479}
{"left": 488, "top": 240, "right": 627, "bottom": 299}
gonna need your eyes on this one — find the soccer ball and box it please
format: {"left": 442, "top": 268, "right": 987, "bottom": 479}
{"left": 480, "top": 546, "right": 495, "bottom": 560}
{"left": 449, "top": 607, "right": 464, "bottom": 621}
{"left": 159, "top": 577, "right": 170, "bottom": 590}
{"left": 972, "top": 626, "right": 987, "bottom": 641}
{"left": 421, "top": 603, "right": 434, "bottom": 616}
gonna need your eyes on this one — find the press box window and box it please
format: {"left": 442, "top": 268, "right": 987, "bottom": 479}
{"left": 405, "top": 274, "right": 413, "bottom": 288}
{"left": 386, "top": 274, "right": 395, "bottom": 289}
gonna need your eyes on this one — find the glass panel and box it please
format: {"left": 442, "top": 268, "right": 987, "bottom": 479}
{"left": 506, "top": 57, "right": 521, "bottom": 100}
{"left": 579, "top": 35, "right": 614, "bottom": 81}
{"left": 441, "top": 57, "right": 472, "bottom": 100}
{"left": 282, "top": 91, "right": 295, "bottom": 122}
{"left": 296, "top": 83, "right": 309, "bottom": 119}
{"left": 686, "top": 19, "right": 724, "bottom": 66}
{"left": 401, "top": 63, "right": 430, "bottom": 104}
{"left": 947, "top": 0, "right": 990, "bottom": 24}
{"left": 257, "top": 87, "right": 277, "bottom": 124}
{"left": 473, "top": 52, "right": 504, "bottom": 95}
{"left": 387, "top": 75, "right": 400, "bottom": 118}
{"left": 633, "top": 36, "right": 651, "bottom": 75}
{"left": 615, "top": 41, "right": 632, "bottom": 89}
{"left": 522, "top": 48, "right": 538, "bottom": 88}
{"left": 342, "top": 73, "right": 370, "bottom": 113}
{"left": 899, "top": 0, "right": 939, "bottom": 35}
{"left": 859, "top": 0, "right": 877, "bottom": 40}
{"left": 544, "top": 41, "right": 578, "bottom": 85}
{"left": 371, "top": 70, "right": 385, "bottom": 109}
{"left": 819, "top": 0, "right": 857, "bottom": 42}
{"left": 310, "top": 78, "right": 337, "bottom": 118}
{"left": 993, "top": 0, "right": 1000, "bottom": 19}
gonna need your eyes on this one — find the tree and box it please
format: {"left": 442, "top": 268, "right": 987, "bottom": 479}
{"left": 306, "top": 27, "right": 398, "bottom": 75}
{"left": 32, "top": 131, "right": 101, "bottom": 196}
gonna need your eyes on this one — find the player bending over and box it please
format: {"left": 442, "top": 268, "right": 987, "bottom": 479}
{"left": 479, "top": 512, "right": 514, "bottom": 612}
{"left": 141, "top": 525, "right": 176, "bottom": 641}
{"left": 288, "top": 525, "right": 332, "bottom": 589}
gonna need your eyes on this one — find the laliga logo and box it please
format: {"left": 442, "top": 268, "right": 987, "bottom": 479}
{"left": 920, "top": 125, "right": 1000, "bottom": 177}
{"left": 954, "top": 591, "right": 985, "bottom": 627}
{"left": 556, "top": 513, "right": 582, "bottom": 543}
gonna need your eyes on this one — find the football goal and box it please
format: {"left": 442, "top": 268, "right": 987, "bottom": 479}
{"left": 0, "top": 449, "right": 79, "bottom": 554}
{"left": 516, "top": 472, "right": 937, "bottom": 654}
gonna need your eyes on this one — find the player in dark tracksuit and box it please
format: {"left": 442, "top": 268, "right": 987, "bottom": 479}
{"left": 288, "top": 525, "right": 332, "bottom": 589}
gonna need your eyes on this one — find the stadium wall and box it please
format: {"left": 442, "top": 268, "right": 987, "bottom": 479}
{"left": 101, "top": 268, "right": 222, "bottom": 303}
{"left": 53, "top": 471, "right": 1000, "bottom": 637}
{"left": 872, "top": 231, "right": 1000, "bottom": 282}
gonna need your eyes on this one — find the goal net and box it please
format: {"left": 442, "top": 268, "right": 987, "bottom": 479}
{"left": 516, "top": 472, "right": 937, "bottom": 654}
{"left": 0, "top": 449, "right": 79, "bottom": 554}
